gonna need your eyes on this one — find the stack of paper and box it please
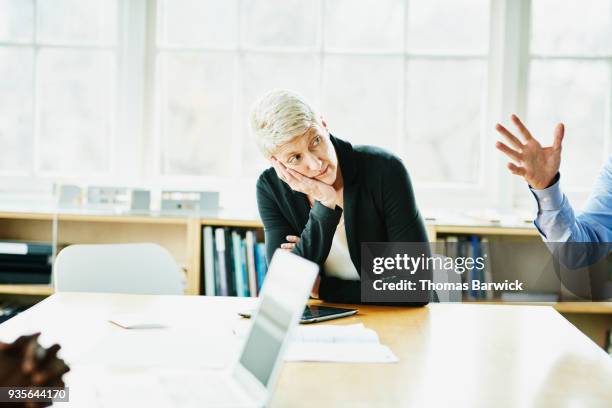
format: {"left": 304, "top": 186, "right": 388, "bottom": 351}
{"left": 235, "top": 323, "right": 398, "bottom": 363}
{"left": 285, "top": 323, "right": 398, "bottom": 363}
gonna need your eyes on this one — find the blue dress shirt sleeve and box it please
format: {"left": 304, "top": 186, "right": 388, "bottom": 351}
{"left": 530, "top": 155, "right": 612, "bottom": 244}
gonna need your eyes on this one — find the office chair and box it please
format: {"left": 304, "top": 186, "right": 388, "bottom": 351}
{"left": 53, "top": 243, "right": 184, "bottom": 295}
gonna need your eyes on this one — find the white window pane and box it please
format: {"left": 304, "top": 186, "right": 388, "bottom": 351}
{"left": 241, "top": 53, "right": 318, "bottom": 177}
{"left": 324, "top": 0, "right": 404, "bottom": 51}
{"left": 37, "top": 50, "right": 113, "bottom": 173}
{"left": 407, "top": 0, "right": 489, "bottom": 53}
{"left": 531, "top": 0, "right": 612, "bottom": 55}
{"left": 405, "top": 59, "right": 485, "bottom": 184}
{"left": 159, "top": 52, "right": 235, "bottom": 176}
{"left": 0, "top": 48, "right": 33, "bottom": 173}
{"left": 37, "top": 0, "right": 117, "bottom": 45}
{"left": 322, "top": 56, "right": 402, "bottom": 151}
{"left": 527, "top": 60, "right": 609, "bottom": 189}
{"left": 0, "top": 0, "right": 33, "bottom": 43}
{"left": 242, "top": 0, "right": 319, "bottom": 48}
{"left": 159, "top": 0, "right": 238, "bottom": 48}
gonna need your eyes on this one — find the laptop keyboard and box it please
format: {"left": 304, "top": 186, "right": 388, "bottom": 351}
{"left": 93, "top": 369, "right": 253, "bottom": 407}
{"left": 158, "top": 371, "right": 250, "bottom": 407}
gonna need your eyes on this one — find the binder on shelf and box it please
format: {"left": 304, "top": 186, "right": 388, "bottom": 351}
{"left": 214, "top": 228, "right": 229, "bottom": 296}
{"left": 239, "top": 240, "right": 250, "bottom": 297}
{"left": 0, "top": 241, "right": 53, "bottom": 285}
{"left": 254, "top": 243, "right": 267, "bottom": 292}
{"left": 231, "top": 231, "right": 245, "bottom": 297}
{"left": 202, "top": 226, "right": 216, "bottom": 296}
{"left": 223, "top": 228, "right": 236, "bottom": 297}
{"left": 245, "top": 231, "right": 257, "bottom": 297}
{"left": 481, "top": 238, "right": 494, "bottom": 300}
{"left": 0, "top": 242, "right": 52, "bottom": 256}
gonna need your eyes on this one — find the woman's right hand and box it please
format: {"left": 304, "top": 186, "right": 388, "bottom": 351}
{"left": 271, "top": 158, "right": 337, "bottom": 208}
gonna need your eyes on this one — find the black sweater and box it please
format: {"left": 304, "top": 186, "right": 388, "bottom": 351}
{"left": 256, "top": 135, "right": 429, "bottom": 304}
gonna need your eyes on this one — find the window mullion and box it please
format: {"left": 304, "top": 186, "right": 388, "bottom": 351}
{"left": 486, "top": 0, "right": 531, "bottom": 212}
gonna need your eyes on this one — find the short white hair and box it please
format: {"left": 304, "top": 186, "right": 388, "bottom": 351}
{"left": 249, "top": 89, "right": 322, "bottom": 157}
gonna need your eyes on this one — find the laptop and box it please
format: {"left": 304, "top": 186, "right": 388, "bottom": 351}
{"left": 94, "top": 250, "right": 318, "bottom": 407}
{"left": 223, "top": 249, "right": 318, "bottom": 406}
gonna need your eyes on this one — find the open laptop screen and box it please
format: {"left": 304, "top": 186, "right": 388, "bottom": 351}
{"left": 239, "top": 296, "right": 292, "bottom": 385}
{"left": 238, "top": 251, "right": 317, "bottom": 388}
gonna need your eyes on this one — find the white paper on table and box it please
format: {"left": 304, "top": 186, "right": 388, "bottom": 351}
{"left": 285, "top": 342, "right": 399, "bottom": 363}
{"left": 109, "top": 314, "right": 167, "bottom": 329}
{"left": 289, "top": 323, "right": 380, "bottom": 343}
{"left": 234, "top": 322, "right": 398, "bottom": 363}
{"left": 234, "top": 323, "right": 378, "bottom": 343}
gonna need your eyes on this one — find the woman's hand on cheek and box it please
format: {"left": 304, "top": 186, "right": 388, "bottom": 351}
{"left": 271, "top": 157, "right": 289, "bottom": 182}
{"left": 272, "top": 158, "right": 337, "bottom": 209}
{"left": 285, "top": 168, "right": 337, "bottom": 209}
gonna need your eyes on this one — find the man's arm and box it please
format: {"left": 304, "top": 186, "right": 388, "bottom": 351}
{"left": 496, "top": 115, "right": 612, "bottom": 268}
{"left": 530, "top": 158, "right": 612, "bottom": 243}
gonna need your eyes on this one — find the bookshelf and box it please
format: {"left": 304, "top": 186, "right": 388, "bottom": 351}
{"left": 0, "top": 209, "right": 200, "bottom": 295}
{"left": 0, "top": 208, "right": 601, "bottom": 304}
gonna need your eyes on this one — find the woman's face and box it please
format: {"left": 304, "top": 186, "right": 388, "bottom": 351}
{"left": 272, "top": 124, "right": 338, "bottom": 186}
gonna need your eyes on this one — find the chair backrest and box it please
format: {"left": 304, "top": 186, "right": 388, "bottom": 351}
{"left": 53, "top": 243, "right": 184, "bottom": 295}
{"left": 431, "top": 254, "right": 463, "bottom": 302}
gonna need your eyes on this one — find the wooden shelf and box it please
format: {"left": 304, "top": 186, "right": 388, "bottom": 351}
{"left": 57, "top": 214, "right": 189, "bottom": 225}
{"left": 0, "top": 284, "right": 54, "bottom": 296}
{"left": 0, "top": 212, "right": 53, "bottom": 221}
{"left": 553, "top": 302, "right": 612, "bottom": 314}
{"left": 200, "top": 218, "right": 263, "bottom": 228}
{"left": 434, "top": 225, "right": 539, "bottom": 236}
{"left": 463, "top": 300, "right": 612, "bottom": 314}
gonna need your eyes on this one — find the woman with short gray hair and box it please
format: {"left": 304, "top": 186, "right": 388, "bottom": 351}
{"left": 251, "top": 89, "right": 429, "bottom": 304}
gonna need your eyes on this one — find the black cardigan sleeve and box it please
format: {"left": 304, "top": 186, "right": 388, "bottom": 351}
{"left": 256, "top": 175, "right": 342, "bottom": 267}
{"left": 381, "top": 155, "right": 429, "bottom": 243}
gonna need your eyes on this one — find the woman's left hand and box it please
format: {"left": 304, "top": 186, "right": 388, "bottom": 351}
{"left": 280, "top": 235, "right": 300, "bottom": 251}
{"left": 271, "top": 158, "right": 337, "bottom": 209}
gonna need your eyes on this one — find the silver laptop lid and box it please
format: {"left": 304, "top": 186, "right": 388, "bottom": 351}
{"left": 233, "top": 250, "right": 318, "bottom": 401}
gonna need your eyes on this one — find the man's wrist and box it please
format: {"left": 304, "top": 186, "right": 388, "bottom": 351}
{"left": 543, "top": 172, "right": 560, "bottom": 189}
{"left": 530, "top": 172, "right": 564, "bottom": 211}
{"left": 529, "top": 173, "right": 560, "bottom": 190}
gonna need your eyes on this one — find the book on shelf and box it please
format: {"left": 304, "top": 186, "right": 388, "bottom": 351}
{"left": 223, "top": 229, "right": 236, "bottom": 296}
{"left": 0, "top": 241, "right": 53, "bottom": 285}
{"left": 442, "top": 235, "right": 494, "bottom": 301}
{"left": 214, "top": 228, "right": 229, "bottom": 296}
{"left": 0, "top": 242, "right": 52, "bottom": 256}
{"left": 468, "top": 235, "right": 479, "bottom": 300}
{"left": 245, "top": 231, "right": 257, "bottom": 297}
{"left": 255, "top": 243, "right": 267, "bottom": 291}
{"left": 499, "top": 292, "right": 559, "bottom": 302}
{"left": 239, "top": 239, "right": 250, "bottom": 297}
{"left": 231, "top": 231, "right": 247, "bottom": 297}
{"left": 481, "top": 238, "right": 494, "bottom": 300}
{"left": 202, "top": 227, "right": 215, "bottom": 296}
{"left": 202, "top": 227, "right": 267, "bottom": 297}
